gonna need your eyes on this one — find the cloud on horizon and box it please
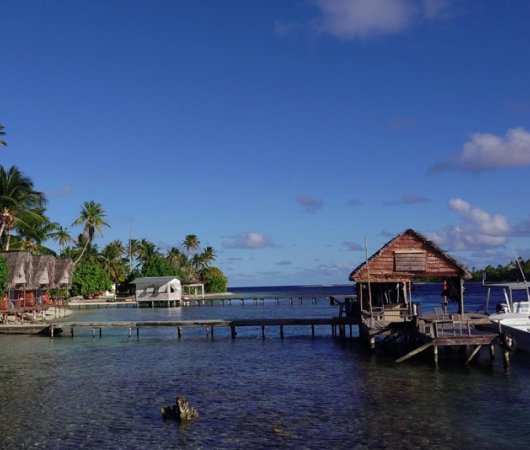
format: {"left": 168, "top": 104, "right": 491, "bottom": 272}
{"left": 431, "top": 127, "right": 530, "bottom": 173}
{"left": 277, "top": 0, "right": 452, "bottom": 40}
{"left": 296, "top": 195, "right": 324, "bottom": 213}
{"left": 427, "top": 198, "right": 512, "bottom": 251}
{"left": 223, "top": 232, "right": 275, "bottom": 249}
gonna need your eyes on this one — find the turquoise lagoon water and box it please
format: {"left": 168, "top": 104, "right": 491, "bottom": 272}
{"left": 1, "top": 283, "right": 530, "bottom": 449}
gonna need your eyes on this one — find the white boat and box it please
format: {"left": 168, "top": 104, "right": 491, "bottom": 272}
{"left": 483, "top": 280, "right": 530, "bottom": 316}
{"left": 484, "top": 281, "right": 530, "bottom": 352}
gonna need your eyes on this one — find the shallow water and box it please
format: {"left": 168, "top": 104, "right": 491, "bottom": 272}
{"left": 1, "top": 284, "right": 529, "bottom": 449}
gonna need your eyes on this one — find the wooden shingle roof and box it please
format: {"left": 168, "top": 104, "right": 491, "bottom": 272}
{"left": 349, "top": 229, "right": 471, "bottom": 282}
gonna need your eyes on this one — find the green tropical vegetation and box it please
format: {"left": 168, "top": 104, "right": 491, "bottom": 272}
{"left": 470, "top": 258, "right": 530, "bottom": 283}
{"left": 0, "top": 257, "right": 7, "bottom": 297}
{"left": 0, "top": 165, "right": 47, "bottom": 251}
{"left": 70, "top": 260, "right": 112, "bottom": 298}
{"left": 0, "top": 160, "right": 229, "bottom": 297}
{"left": 0, "top": 124, "right": 6, "bottom": 147}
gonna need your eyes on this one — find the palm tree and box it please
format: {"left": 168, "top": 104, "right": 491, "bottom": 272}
{"left": 14, "top": 211, "right": 61, "bottom": 254}
{"left": 99, "top": 240, "right": 127, "bottom": 289}
{"left": 136, "top": 238, "right": 159, "bottom": 269}
{"left": 71, "top": 201, "right": 110, "bottom": 265}
{"left": 0, "top": 124, "right": 6, "bottom": 147}
{"left": 199, "top": 246, "right": 217, "bottom": 268}
{"left": 182, "top": 234, "right": 200, "bottom": 257}
{"left": 0, "top": 165, "right": 47, "bottom": 250}
{"left": 53, "top": 225, "right": 73, "bottom": 249}
{"left": 167, "top": 247, "right": 187, "bottom": 271}
{"left": 126, "top": 238, "right": 140, "bottom": 274}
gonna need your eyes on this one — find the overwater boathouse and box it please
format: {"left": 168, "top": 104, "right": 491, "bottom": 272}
{"left": 132, "top": 276, "right": 183, "bottom": 307}
{"left": 348, "top": 229, "right": 497, "bottom": 364}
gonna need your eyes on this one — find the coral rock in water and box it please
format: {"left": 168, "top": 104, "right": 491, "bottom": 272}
{"left": 161, "top": 396, "right": 198, "bottom": 421}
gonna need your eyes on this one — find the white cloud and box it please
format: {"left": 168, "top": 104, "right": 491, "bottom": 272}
{"left": 296, "top": 0, "right": 453, "bottom": 40}
{"left": 448, "top": 198, "right": 511, "bottom": 235}
{"left": 422, "top": 0, "right": 450, "bottom": 19}
{"left": 315, "top": 0, "right": 415, "bottom": 38}
{"left": 432, "top": 128, "right": 530, "bottom": 172}
{"left": 427, "top": 199, "right": 511, "bottom": 251}
{"left": 223, "top": 232, "right": 275, "bottom": 249}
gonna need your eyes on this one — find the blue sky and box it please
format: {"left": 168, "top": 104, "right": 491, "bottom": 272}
{"left": 2, "top": 0, "right": 530, "bottom": 286}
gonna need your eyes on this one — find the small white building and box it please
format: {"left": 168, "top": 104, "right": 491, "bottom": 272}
{"left": 132, "top": 276, "right": 182, "bottom": 307}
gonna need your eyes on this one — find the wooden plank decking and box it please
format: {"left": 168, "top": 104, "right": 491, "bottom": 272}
{"left": 49, "top": 317, "right": 359, "bottom": 339}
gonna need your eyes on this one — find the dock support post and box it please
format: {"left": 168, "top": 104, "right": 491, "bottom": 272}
{"left": 210, "top": 326, "right": 214, "bottom": 339}
{"left": 70, "top": 327, "right": 74, "bottom": 338}
{"left": 92, "top": 328, "right": 96, "bottom": 338}
{"left": 280, "top": 325, "right": 284, "bottom": 339}
{"left": 489, "top": 344, "right": 495, "bottom": 360}
{"left": 50, "top": 324, "right": 54, "bottom": 339}
{"left": 503, "top": 351, "right": 511, "bottom": 369}
{"left": 230, "top": 326, "right": 237, "bottom": 339}
{"left": 99, "top": 328, "right": 102, "bottom": 338}
{"left": 311, "top": 324, "right": 315, "bottom": 337}
{"left": 369, "top": 336, "right": 375, "bottom": 351}
{"left": 177, "top": 326, "right": 182, "bottom": 339}
{"left": 128, "top": 327, "right": 132, "bottom": 338}
{"left": 261, "top": 325, "right": 265, "bottom": 339}
{"left": 136, "top": 327, "right": 140, "bottom": 339}
{"left": 433, "top": 345, "right": 439, "bottom": 366}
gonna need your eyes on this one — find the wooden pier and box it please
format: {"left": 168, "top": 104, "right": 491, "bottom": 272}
{"left": 68, "top": 294, "right": 348, "bottom": 309}
{"left": 359, "top": 310, "right": 501, "bottom": 366}
{"left": 50, "top": 317, "right": 359, "bottom": 339}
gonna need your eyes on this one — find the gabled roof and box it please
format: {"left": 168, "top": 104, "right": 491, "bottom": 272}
{"left": 1, "top": 252, "right": 74, "bottom": 289}
{"left": 349, "top": 228, "right": 471, "bottom": 282}
{"left": 131, "top": 276, "right": 181, "bottom": 286}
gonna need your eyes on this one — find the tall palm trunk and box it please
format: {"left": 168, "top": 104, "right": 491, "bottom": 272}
{"left": 73, "top": 239, "right": 90, "bottom": 266}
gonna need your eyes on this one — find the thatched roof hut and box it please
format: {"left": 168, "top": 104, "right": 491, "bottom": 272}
{"left": 53, "top": 258, "right": 74, "bottom": 288}
{"left": 0, "top": 252, "right": 74, "bottom": 290}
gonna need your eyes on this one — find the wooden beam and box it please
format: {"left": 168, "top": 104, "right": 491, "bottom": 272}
{"left": 395, "top": 342, "right": 433, "bottom": 363}
{"left": 465, "top": 345, "right": 482, "bottom": 364}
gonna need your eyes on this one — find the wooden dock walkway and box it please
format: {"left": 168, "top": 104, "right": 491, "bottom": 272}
{"left": 50, "top": 317, "right": 359, "bottom": 339}
{"left": 67, "top": 294, "right": 352, "bottom": 309}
